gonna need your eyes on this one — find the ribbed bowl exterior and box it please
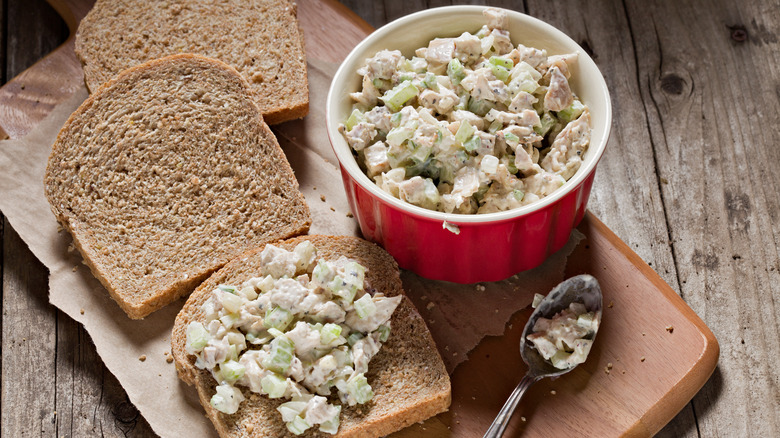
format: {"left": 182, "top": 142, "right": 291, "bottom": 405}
{"left": 339, "top": 164, "right": 596, "bottom": 283}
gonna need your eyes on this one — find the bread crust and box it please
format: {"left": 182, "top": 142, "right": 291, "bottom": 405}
{"left": 172, "top": 235, "right": 451, "bottom": 437}
{"left": 75, "top": 0, "right": 309, "bottom": 125}
{"left": 44, "top": 54, "right": 311, "bottom": 319}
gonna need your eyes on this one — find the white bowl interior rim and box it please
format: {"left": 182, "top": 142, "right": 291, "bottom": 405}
{"left": 326, "top": 5, "right": 612, "bottom": 225}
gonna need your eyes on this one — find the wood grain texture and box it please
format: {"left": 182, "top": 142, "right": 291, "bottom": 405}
{"left": 1, "top": 0, "right": 777, "bottom": 437}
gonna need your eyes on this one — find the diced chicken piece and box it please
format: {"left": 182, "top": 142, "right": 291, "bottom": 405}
{"left": 544, "top": 66, "right": 574, "bottom": 111}
{"left": 491, "top": 29, "right": 513, "bottom": 55}
{"left": 544, "top": 53, "right": 578, "bottom": 79}
{"left": 425, "top": 38, "right": 455, "bottom": 64}
{"left": 375, "top": 168, "right": 406, "bottom": 197}
{"left": 342, "top": 121, "right": 376, "bottom": 152}
{"left": 345, "top": 295, "right": 402, "bottom": 333}
{"left": 508, "top": 91, "right": 538, "bottom": 112}
{"left": 265, "top": 278, "right": 310, "bottom": 312}
{"left": 286, "top": 321, "right": 322, "bottom": 358}
{"left": 351, "top": 335, "right": 380, "bottom": 374}
{"left": 515, "top": 44, "right": 548, "bottom": 68}
{"left": 412, "top": 122, "right": 439, "bottom": 149}
{"left": 364, "top": 106, "right": 392, "bottom": 134}
{"left": 475, "top": 131, "right": 497, "bottom": 156}
{"left": 450, "top": 109, "right": 486, "bottom": 130}
{"left": 541, "top": 110, "right": 591, "bottom": 179}
{"left": 408, "top": 56, "right": 428, "bottom": 72}
{"left": 524, "top": 171, "right": 566, "bottom": 197}
{"left": 396, "top": 176, "right": 438, "bottom": 209}
{"left": 440, "top": 166, "right": 481, "bottom": 212}
{"left": 469, "top": 69, "right": 497, "bottom": 101}
{"left": 454, "top": 32, "right": 482, "bottom": 63}
{"left": 488, "top": 108, "right": 540, "bottom": 128}
{"left": 362, "top": 49, "right": 403, "bottom": 80}
{"left": 349, "top": 74, "right": 381, "bottom": 109}
{"left": 484, "top": 7, "right": 508, "bottom": 30}
{"left": 259, "top": 244, "right": 300, "bottom": 278}
{"left": 303, "top": 396, "right": 341, "bottom": 426}
{"left": 363, "top": 142, "right": 391, "bottom": 177}
{"left": 499, "top": 124, "right": 543, "bottom": 147}
{"left": 418, "top": 86, "right": 459, "bottom": 115}
{"left": 310, "top": 300, "right": 346, "bottom": 323}
{"left": 489, "top": 79, "right": 510, "bottom": 104}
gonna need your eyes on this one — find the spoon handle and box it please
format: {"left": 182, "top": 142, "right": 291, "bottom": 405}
{"left": 483, "top": 373, "right": 538, "bottom": 438}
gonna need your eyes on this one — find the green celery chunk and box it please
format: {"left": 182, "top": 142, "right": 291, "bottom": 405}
{"left": 286, "top": 415, "right": 311, "bottom": 435}
{"left": 347, "top": 373, "right": 374, "bottom": 404}
{"left": 454, "top": 120, "right": 475, "bottom": 144}
{"left": 345, "top": 108, "right": 365, "bottom": 131}
{"left": 557, "top": 100, "right": 586, "bottom": 122}
{"left": 354, "top": 294, "right": 377, "bottom": 319}
{"left": 220, "top": 360, "right": 245, "bottom": 383}
{"left": 186, "top": 322, "right": 210, "bottom": 353}
{"left": 534, "top": 112, "right": 556, "bottom": 137}
{"left": 489, "top": 56, "right": 514, "bottom": 69}
{"left": 262, "top": 336, "right": 295, "bottom": 374}
{"left": 447, "top": 58, "right": 466, "bottom": 85}
{"left": 264, "top": 306, "right": 294, "bottom": 331}
{"left": 376, "top": 325, "right": 391, "bottom": 342}
{"left": 463, "top": 135, "right": 481, "bottom": 152}
{"left": 261, "top": 373, "right": 288, "bottom": 398}
{"left": 320, "top": 323, "right": 343, "bottom": 345}
{"left": 380, "top": 80, "right": 419, "bottom": 112}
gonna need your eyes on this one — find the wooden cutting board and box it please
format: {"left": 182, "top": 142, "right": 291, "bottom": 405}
{"left": 0, "top": 0, "right": 718, "bottom": 436}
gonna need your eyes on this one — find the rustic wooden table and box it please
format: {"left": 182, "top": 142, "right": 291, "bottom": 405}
{"left": 1, "top": 0, "right": 778, "bottom": 436}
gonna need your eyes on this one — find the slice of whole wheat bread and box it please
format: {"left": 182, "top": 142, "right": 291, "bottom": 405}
{"left": 44, "top": 54, "right": 311, "bottom": 319}
{"left": 75, "top": 0, "right": 308, "bottom": 125}
{"left": 172, "top": 235, "right": 451, "bottom": 437}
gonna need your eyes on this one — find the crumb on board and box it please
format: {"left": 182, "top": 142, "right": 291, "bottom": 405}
{"left": 608, "top": 301, "right": 614, "bottom": 308}
{"left": 622, "top": 370, "right": 626, "bottom": 374}
{"left": 642, "top": 332, "right": 646, "bottom": 336}
{"left": 346, "top": 212, "right": 354, "bottom": 218}
{"left": 426, "top": 302, "right": 435, "bottom": 310}
{"left": 330, "top": 207, "right": 335, "bottom": 212}
{"left": 640, "top": 356, "right": 646, "bottom": 362}
{"left": 166, "top": 357, "right": 174, "bottom": 364}
{"left": 312, "top": 186, "right": 317, "bottom": 190}
{"left": 320, "top": 195, "right": 326, "bottom": 202}
{"left": 550, "top": 390, "right": 557, "bottom": 395}
{"left": 475, "top": 284, "right": 486, "bottom": 292}
{"left": 72, "top": 265, "right": 78, "bottom": 272}
{"left": 138, "top": 355, "right": 147, "bottom": 362}
{"left": 80, "top": 308, "right": 85, "bottom": 315}
{"left": 607, "top": 362, "right": 613, "bottom": 369}
{"left": 666, "top": 325, "right": 674, "bottom": 334}
{"left": 521, "top": 417, "right": 527, "bottom": 422}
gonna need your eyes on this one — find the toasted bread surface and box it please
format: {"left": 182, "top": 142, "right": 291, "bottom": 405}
{"left": 75, "top": 0, "right": 308, "bottom": 124}
{"left": 44, "top": 54, "right": 311, "bottom": 319}
{"left": 172, "top": 235, "right": 451, "bottom": 437}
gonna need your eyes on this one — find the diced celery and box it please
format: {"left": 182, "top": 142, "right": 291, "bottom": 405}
{"left": 411, "top": 144, "right": 432, "bottom": 163}
{"left": 354, "top": 294, "right": 377, "bottom": 319}
{"left": 345, "top": 109, "right": 365, "bottom": 131}
{"left": 386, "top": 126, "right": 415, "bottom": 147}
{"left": 262, "top": 336, "right": 295, "bottom": 374}
{"left": 551, "top": 350, "right": 572, "bottom": 369}
{"left": 262, "top": 373, "right": 288, "bottom": 398}
{"left": 268, "top": 327, "right": 285, "bottom": 338}
{"left": 422, "top": 72, "right": 439, "bottom": 91}
{"left": 467, "top": 97, "right": 495, "bottom": 117}
{"left": 220, "top": 291, "right": 244, "bottom": 314}
{"left": 238, "top": 286, "right": 258, "bottom": 300}
{"left": 320, "top": 323, "right": 343, "bottom": 345}
{"left": 278, "top": 400, "right": 307, "bottom": 421}
{"left": 474, "top": 184, "right": 490, "bottom": 202}
{"left": 488, "top": 119, "right": 503, "bottom": 134}
{"left": 454, "top": 120, "right": 475, "bottom": 144}
{"left": 347, "top": 332, "right": 364, "bottom": 346}
{"left": 447, "top": 58, "right": 466, "bottom": 85}
{"left": 344, "top": 261, "right": 366, "bottom": 290}
{"left": 534, "top": 112, "right": 556, "bottom": 137}
{"left": 347, "top": 373, "right": 374, "bottom": 404}
{"left": 372, "top": 78, "right": 388, "bottom": 89}
{"left": 264, "top": 306, "right": 294, "bottom": 331}
{"left": 286, "top": 416, "right": 311, "bottom": 435}
{"left": 376, "top": 325, "right": 391, "bottom": 342}
{"left": 490, "top": 63, "right": 510, "bottom": 82}
{"left": 463, "top": 135, "right": 481, "bottom": 152}
{"left": 186, "top": 322, "right": 210, "bottom": 354}
{"left": 506, "top": 156, "right": 518, "bottom": 174}
{"left": 380, "top": 80, "right": 419, "bottom": 112}
{"left": 504, "top": 132, "right": 520, "bottom": 144}
{"left": 557, "top": 100, "right": 586, "bottom": 122}
{"left": 390, "top": 111, "right": 403, "bottom": 126}
{"left": 220, "top": 360, "right": 245, "bottom": 383}
{"left": 577, "top": 312, "right": 596, "bottom": 330}
{"left": 219, "top": 313, "right": 240, "bottom": 329}
{"left": 218, "top": 284, "right": 237, "bottom": 294}
{"left": 329, "top": 276, "right": 358, "bottom": 304}
{"left": 318, "top": 406, "right": 341, "bottom": 434}
{"left": 312, "top": 260, "right": 334, "bottom": 285}
{"left": 489, "top": 56, "right": 514, "bottom": 70}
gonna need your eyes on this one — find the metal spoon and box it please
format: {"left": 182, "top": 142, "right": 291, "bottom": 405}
{"left": 483, "top": 274, "right": 603, "bottom": 438}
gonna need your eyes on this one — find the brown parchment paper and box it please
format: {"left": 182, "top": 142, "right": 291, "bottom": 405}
{"left": 0, "top": 59, "right": 581, "bottom": 437}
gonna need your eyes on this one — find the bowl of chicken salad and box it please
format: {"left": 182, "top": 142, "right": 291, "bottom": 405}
{"left": 326, "top": 5, "right": 611, "bottom": 283}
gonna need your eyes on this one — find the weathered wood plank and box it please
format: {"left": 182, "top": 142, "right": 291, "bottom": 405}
{"left": 624, "top": 0, "right": 780, "bottom": 436}
{"left": 1, "top": 0, "right": 155, "bottom": 436}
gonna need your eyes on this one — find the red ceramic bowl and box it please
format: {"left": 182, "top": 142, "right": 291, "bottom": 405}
{"left": 326, "top": 6, "right": 612, "bottom": 283}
